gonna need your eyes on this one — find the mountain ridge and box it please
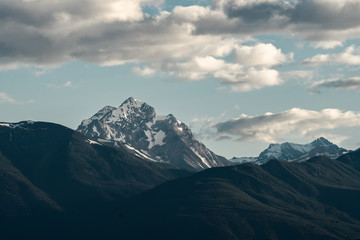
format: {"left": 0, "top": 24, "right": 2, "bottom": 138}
{"left": 116, "top": 152, "right": 360, "bottom": 240}
{"left": 0, "top": 121, "right": 190, "bottom": 216}
{"left": 230, "top": 137, "right": 348, "bottom": 165}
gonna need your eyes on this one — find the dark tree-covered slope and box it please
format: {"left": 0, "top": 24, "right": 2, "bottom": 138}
{"left": 0, "top": 121, "right": 190, "bottom": 239}
{"left": 116, "top": 154, "right": 360, "bottom": 240}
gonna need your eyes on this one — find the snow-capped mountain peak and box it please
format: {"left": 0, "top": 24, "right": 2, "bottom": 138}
{"left": 256, "top": 137, "right": 347, "bottom": 164}
{"left": 230, "top": 137, "right": 348, "bottom": 165}
{"left": 77, "top": 97, "right": 230, "bottom": 171}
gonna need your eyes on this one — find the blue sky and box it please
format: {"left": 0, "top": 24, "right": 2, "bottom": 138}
{"left": 1, "top": 0, "right": 360, "bottom": 158}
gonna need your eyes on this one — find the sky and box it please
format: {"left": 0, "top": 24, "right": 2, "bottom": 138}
{"left": 1, "top": 0, "right": 360, "bottom": 158}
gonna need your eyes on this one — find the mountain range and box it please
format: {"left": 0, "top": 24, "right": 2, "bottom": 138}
{"left": 1, "top": 102, "right": 360, "bottom": 240}
{"left": 230, "top": 137, "right": 348, "bottom": 165}
{"left": 77, "top": 97, "right": 230, "bottom": 171}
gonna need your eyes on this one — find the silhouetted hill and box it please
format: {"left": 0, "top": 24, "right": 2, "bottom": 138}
{"left": 337, "top": 148, "right": 360, "bottom": 171}
{"left": 117, "top": 156, "right": 360, "bottom": 240}
{"left": 0, "top": 121, "right": 190, "bottom": 239}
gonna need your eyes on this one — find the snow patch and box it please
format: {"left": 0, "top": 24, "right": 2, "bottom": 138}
{"left": 145, "top": 130, "right": 166, "bottom": 149}
{"left": 0, "top": 123, "right": 10, "bottom": 127}
{"left": 124, "top": 144, "right": 159, "bottom": 162}
{"left": 191, "top": 147, "right": 211, "bottom": 168}
{"left": 97, "top": 138, "right": 112, "bottom": 143}
{"left": 92, "top": 125, "right": 100, "bottom": 135}
{"left": 86, "top": 139, "right": 102, "bottom": 145}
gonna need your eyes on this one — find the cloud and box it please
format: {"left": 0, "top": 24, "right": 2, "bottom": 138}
{"left": 234, "top": 43, "right": 291, "bottom": 67}
{"left": 303, "top": 45, "right": 360, "bottom": 65}
{"left": 310, "top": 77, "right": 360, "bottom": 91}
{"left": 208, "top": 0, "right": 360, "bottom": 43}
{"left": 46, "top": 81, "right": 73, "bottom": 88}
{"left": 133, "top": 66, "right": 156, "bottom": 76}
{"left": 214, "top": 108, "right": 360, "bottom": 142}
{"left": 0, "top": 92, "right": 34, "bottom": 104}
{"left": 64, "top": 81, "right": 72, "bottom": 87}
{"left": 0, "top": 1, "right": 290, "bottom": 91}
{"left": 0, "top": 0, "right": 359, "bottom": 92}
{"left": 311, "top": 41, "right": 343, "bottom": 49}
{"left": 281, "top": 70, "right": 314, "bottom": 80}
{"left": 163, "top": 55, "right": 284, "bottom": 91}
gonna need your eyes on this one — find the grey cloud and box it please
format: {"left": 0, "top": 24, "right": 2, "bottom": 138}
{"left": 224, "top": 1, "right": 291, "bottom": 23}
{"left": 207, "top": 0, "right": 360, "bottom": 42}
{"left": 290, "top": 0, "right": 360, "bottom": 30}
{"left": 311, "top": 77, "right": 360, "bottom": 91}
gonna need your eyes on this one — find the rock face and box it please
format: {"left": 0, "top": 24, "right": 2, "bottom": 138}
{"left": 77, "top": 97, "right": 230, "bottom": 171}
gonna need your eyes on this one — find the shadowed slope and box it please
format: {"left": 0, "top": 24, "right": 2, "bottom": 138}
{"left": 116, "top": 156, "right": 360, "bottom": 240}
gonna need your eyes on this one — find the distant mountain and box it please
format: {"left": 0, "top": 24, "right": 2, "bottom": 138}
{"left": 77, "top": 97, "right": 230, "bottom": 171}
{"left": 0, "top": 121, "right": 189, "bottom": 216}
{"left": 257, "top": 137, "right": 348, "bottom": 164}
{"left": 229, "top": 156, "right": 258, "bottom": 164}
{"left": 117, "top": 154, "right": 360, "bottom": 240}
{"left": 230, "top": 137, "right": 348, "bottom": 165}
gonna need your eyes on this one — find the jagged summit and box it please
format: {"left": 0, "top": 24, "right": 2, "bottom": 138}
{"left": 77, "top": 97, "right": 230, "bottom": 171}
{"left": 311, "top": 137, "right": 333, "bottom": 147}
{"left": 121, "top": 97, "right": 143, "bottom": 106}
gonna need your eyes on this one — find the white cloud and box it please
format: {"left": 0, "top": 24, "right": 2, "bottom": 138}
{"left": 234, "top": 43, "right": 291, "bottom": 67}
{"left": 311, "top": 41, "right": 343, "bottom": 49}
{"left": 0, "top": 92, "right": 34, "bottom": 104}
{"left": 133, "top": 66, "right": 156, "bottom": 76}
{"left": 214, "top": 108, "right": 360, "bottom": 142}
{"left": 164, "top": 56, "right": 283, "bottom": 91}
{"left": 46, "top": 81, "right": 73, "bottom": 88}
{"left": 303, "top": 45, "right": 360, "bottom": 65}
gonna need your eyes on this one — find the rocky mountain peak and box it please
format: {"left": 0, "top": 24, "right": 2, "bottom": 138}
{"left": 112, "top": 97, "right": 156, "bottom": 122}
{"left": 77, "top": 97, "right": 230, "bottom": 171}
{"left": 311, "top": 137, "right": 332, "bottom": 147}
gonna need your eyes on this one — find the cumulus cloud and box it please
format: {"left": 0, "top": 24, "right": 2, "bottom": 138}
{"left": 214, "top": 108, "right": 360, "bottom": 142}
{"left": 234, "top": 43, "right": 291, "bottom": 67}
{"left": 0, "top": 92, "right": 34, "bottom": 104}
{"left": 303, "top": 45, "right": 360, "bottom": 65}
{"left": 163, "top": 55, "right": 284, "bottom": 91}
{"left": 0, "top": 1, "right": 291, "bottom": 91}
{"left": 1, "top": 0, "right": 360, "bottom": 92}
{"left": 310, "top": 77, "right": 360, "bottom": 91}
